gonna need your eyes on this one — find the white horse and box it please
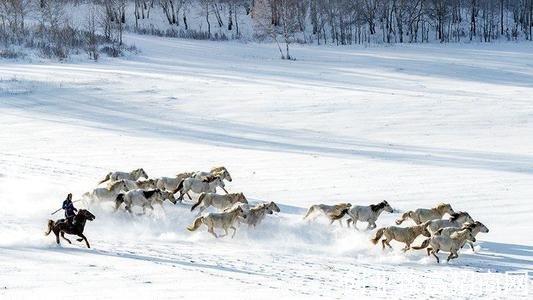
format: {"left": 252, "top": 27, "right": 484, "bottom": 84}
{"left": 303, "top": 203, "right": 352, "bottom": 225}
{"left": 371, "top": 221, "right": 432, "bottom": 252}
{"left": 426, "top": 211, "right": 475, "bottom": 234}
{"left": 115, "top": 189, "right": 174, "bottom": 214}
{"left": 84, "top": 180, "right": 128, "bottom": 202}
{"left": 154, "top": 172, "right": 195, "bottom": 191}
{"left": 435, "top": 221, "right": 489, "bottom": 251}
{"left": 413, "top": 228, "right": 476, "bottom": 263}
{"left": 120, "top": 178, "right": 157, "bottom": 190}
{"left": 98, "top": 168, "right": 148, "bottom": 184}
{"left": 191, "top": 192, "right": 248, "bottom": 214}
{"left": 346, "top": 200, "right": 393, "bottom": 230}
{"left": 174, "top": 175, "right": 227, "bottom": 201}
{"left": 194, "top": 166, "right": 232, "bottom": 183}
{"left": 187, "top": 205, "right": 247, "bottom": 238}
{"left": 395, "top": 203, "right": 455, "bottom": 225}
{"left": 238, "top": 201, "right": 280, "bottom": 228}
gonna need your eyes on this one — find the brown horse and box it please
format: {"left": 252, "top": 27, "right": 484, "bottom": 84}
{"left": 44, "top": 209, "right": 96, "bottom": 248}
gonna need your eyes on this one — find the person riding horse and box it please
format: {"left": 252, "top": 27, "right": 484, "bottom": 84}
{"left": 62, "top": 193, "right": 78, "bottom": 226}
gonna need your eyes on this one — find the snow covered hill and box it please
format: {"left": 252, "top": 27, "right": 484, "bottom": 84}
{"left": 1, "top": 36, "right": 532, "bottom": 299}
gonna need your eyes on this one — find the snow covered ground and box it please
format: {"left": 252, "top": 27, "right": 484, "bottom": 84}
{"left": 1, "top": 36, "right": 533, "bottom": 299}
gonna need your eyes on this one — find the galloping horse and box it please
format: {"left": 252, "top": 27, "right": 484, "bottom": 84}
{"left": 45, "top": 209, "right": 96, "bottom": 248}
{"left": 346, "top": 200, "right": 393, "bottom": 230}
{"left": 395, "top": 203, "right": 455, "bottom": 225}
{"left": 99, "top": 168, "right": 148, "bottom": 184}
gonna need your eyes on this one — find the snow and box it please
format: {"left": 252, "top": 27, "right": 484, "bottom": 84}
{"left": 1, "top": 35, "right": 533, "bottom": 299}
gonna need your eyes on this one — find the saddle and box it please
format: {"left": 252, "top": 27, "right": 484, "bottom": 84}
{"left": 57, "top": 218, "right": 76, "bottom": 231}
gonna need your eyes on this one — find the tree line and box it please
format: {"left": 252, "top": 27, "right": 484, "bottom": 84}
{"left": 1, "top": 0, "right": 532, "bottom": 60}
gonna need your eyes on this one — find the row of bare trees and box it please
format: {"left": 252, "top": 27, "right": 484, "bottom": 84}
{"left": 119, "top": 0, "right": 533, "bottom": 59}
{"left": 1, "top": 0, "right": 532, "bottom": 59}
{"left": 128, "top": 0, "right": 533, "bottom": 45}
{"left": 252, "top": 0, "right": 533, "bottom": 45}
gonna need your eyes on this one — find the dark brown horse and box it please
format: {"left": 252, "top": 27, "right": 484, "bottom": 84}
{"left": 45, "top": 209, "right": 96, "bottom": 248}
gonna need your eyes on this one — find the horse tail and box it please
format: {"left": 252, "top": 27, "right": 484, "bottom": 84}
{"left": 173, "top": 179, "right": 185, "bottom": 194}
{"left": 44, "top": 220, "right": 54, "bottom": 236}
{"left": 395, "top": 211, "right": 412, "bottom": 225}
{"left": 303, "top": 206, "right": 316, "bottom": 220}
{"left": 114, "top": 193, "right": 125, "bottom": 211}
{"left": 371, "top": 228, "right": 385, "bottom": 245}
{"left": 98, "top": 172, "right": 112, "bottom": 184}
{"left": 412, "top": 238, "right": 431, "bottom": 250}
{"left": 191, "top": 193, "right": 206, "bottom": 211}
{"left": 187, "top": 216, "right": 204, "bottom": 231}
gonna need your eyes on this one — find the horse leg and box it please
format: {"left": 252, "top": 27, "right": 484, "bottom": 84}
{"left": 368, "top": 221, "right": 377, "bottom": 230}
{"left": 446, "top": 252, "right": 455, "bottom": 262}
{"left": 381, "top": 239, "right": 387, "bottom": 250}
{"left": 230, "top": 226, "right": 237, "bottom": 238}
{"left": 352, "top": 219, "right": 360, "bottom": 231}
{"left": 221, "top": 186, "right": 229, "bottom": 194}
{"left": 78, "top": 233, "right": 90, "bottom": 248}
{"left": 61, "top": 232, "right": 72, "bottom": 244}
{"left": 385, "top": 239, "right": 393, "bottom": 249}
{"left": 207, "top": 225, "right": 218, "bottom": 238}
{"left": 55, "top": 231, "right": 61, "bottom": 245}
{"left": 467, "top": 241, "right": 475, "bottom": 252}
{"left": 447, "top": 249, "right": 459, "bottom": 262}
{"left": 186, "top": 191, "right": 192, "bottom": 200}
{"left": 219, "top": 228, "right": 229, "bottom": 238}
{"left": 426, "top": 247, "right": 432, "bottom": 256}
{"left": 431, "top": 250, "right": 440, "bottom": 263}
{"left": 402, "top": 243, "right": 410, "bottom": 252}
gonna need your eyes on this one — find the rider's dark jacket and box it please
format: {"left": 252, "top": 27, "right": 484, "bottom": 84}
{"left": 62, "top": 199, "right": 77, "bottom": 219}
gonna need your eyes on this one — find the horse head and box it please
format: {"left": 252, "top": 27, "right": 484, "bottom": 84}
{"left": 420, "top": 221, "right": 432, "bottom": 237}
{"left": 217, "top": 169, "right": 232, "bottom": 182}
{"left": 237, "top": 193, "right": 247, "bottom": 204}
{"left": 269, "top": 201, "right": 281, "bottom": 213}
{"left": 233, "top": 205, "right": 247, "bottom": 219}
{"left": 475, "top": 221, "right": 489, "bottom": 233}
{"left": 437, "top": 203, "right": 454, "bottom": 215}
{"left": 134, "top": 168, "right": 148, "bottom": 179}
{"left": 78, "top": 209, "right": 96, "bottom": 221}
{"left": 457, "top": 228, "right": 476, "bottom": 243}
{"left": 162, "top": 190, "right": 177, "bottom": 204}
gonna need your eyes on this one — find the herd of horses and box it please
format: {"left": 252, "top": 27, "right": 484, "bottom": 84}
{"left": 45, "top": 167, "right": 489, "bottom": 263}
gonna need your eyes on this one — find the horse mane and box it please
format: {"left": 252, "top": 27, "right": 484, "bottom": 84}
{"left": 210, "top": 166, "right": 227, "bottom": 173}
{"left": 435, "top": 202, "right": 449, "bottom": 209}
{"left": 370, "top": 201, "right": 387, "bottom": 212}
{"left": 449, "top": 211, "right": 462, "bottom": 221}
{"left": 250, "top": 203, "right": 267, "bottom": 212}
{"left": 331, "top": 208, "right": 349, "bottom": 220}
{"left": 450, "top": 211, "right": 469, "bottom": 222}
{"left": 108, "top": 180, "right": 124, "bottom": 190}
{"left": 204, "top": 174, "right": 221, "bottom": 182}
{"left": 176, "top": 172, "right": 194, "bottom": 178}
{"left": 461, "top": 222, "right": 476, "bottom": 230}
{"left": 143, "top": 189, "right": 159, "bottom": 198}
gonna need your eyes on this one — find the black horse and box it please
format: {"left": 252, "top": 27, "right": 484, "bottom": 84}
{"left": 45, "top": 209, "right": 96, "bottom": 248}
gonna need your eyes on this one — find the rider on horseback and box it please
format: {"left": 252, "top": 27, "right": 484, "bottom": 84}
{"left": 62, "top": 193, "right": 78, "bottom": 226}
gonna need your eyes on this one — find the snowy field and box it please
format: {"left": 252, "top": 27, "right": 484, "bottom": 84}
{"left": 1, "top": 36, "right": 533, "bottom": 299}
